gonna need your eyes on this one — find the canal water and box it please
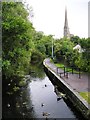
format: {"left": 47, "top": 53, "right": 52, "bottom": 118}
{"left": 2, "top": 65, "right": 84, "bottom": 119}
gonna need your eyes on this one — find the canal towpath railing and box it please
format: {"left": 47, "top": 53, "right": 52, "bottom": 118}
{"left": 57, "top": 66, "right": 81, "bottom": 79}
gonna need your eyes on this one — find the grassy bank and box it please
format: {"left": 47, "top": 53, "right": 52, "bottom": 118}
{"left": 79, "top": 92, "right": 90, "bottom": 104}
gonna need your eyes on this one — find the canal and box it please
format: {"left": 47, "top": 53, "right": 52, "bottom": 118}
{"left": 2, "top": 65, "right": 85, "bottom": 119}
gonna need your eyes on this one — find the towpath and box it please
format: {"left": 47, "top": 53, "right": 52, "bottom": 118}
{"left": 44, "top": 58, "right": 89, "bottom": 93}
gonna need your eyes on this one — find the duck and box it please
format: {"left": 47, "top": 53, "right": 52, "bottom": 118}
{"left": 42, "top": 112, "right": 50, "bottom": 116}
{"left": 60, "top": 92, "right": 66, "bottom": 98}
{"left": 54, "top": 86, "right": 66, "bottom": 99}
{"left": 57, "top": 97, "right": 62, "bottom": 101}
{"left": 7, "top": 103, "right": 10, "bottom": 107}
{"left": 45, "top": 84, "right": 47, "bottom": 87}
{"left": 41, "top": 103, "right": 45, "bottom": 107}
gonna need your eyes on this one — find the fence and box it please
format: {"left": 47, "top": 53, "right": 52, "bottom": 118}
{"left": 57, "top": 66, "right": 81, "bottom": 79}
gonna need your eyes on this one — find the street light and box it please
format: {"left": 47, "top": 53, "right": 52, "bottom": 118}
{"left": 51, "top": 35, "right": 55, "bottom": 59}
{"left": 52, "top": 38, "right": 54, "bottom": 59}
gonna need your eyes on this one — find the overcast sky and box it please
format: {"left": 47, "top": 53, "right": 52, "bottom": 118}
{"left": 24, "top": 0, "right": 89, "bottom": 39}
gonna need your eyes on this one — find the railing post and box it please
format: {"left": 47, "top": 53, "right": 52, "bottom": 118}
{"left": 60, "top": 73, "right": 61, "bottom": 78}
{"left": 72, "top": 67, "right": 73, "bottom": 74}
{"left": 66, "top": 72, "right": 68, "bottom": 78}
{"left": 57, "top": 67, "right": 58, "bottom": 74}
{"left": 64, "top": 67, "right": 65, "bottom": 77}
{"left": 79, "top": 68, "right": 81, "bottom": 79}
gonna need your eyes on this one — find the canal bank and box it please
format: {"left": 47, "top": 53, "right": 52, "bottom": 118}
{"left": 43, "top": 58, "right": 90, "bottom": 120}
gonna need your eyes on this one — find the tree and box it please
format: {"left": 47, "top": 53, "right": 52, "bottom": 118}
{"left": 70, "top": 36, "right": 80, "bottom": 44}
{"left": 79, "top": 38, "right": 90, "bottom": 72}
{"left": 2, "top": 2, "right": 34, "bottom": 79}
{"left": 54, "top": 38, "right": 74, "bottom": 65}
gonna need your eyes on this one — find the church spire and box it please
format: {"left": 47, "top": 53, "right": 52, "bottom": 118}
{"left": 64, "top": 7, "right": 70, "bottom": 38}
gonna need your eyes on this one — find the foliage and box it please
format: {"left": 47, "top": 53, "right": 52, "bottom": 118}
{"left": 13, "top": 86, "right": 20, "bottom": 92}
{"left": 70, "top": 36, "right": 80, "bottom": 44}
{"left": 37, "top": 34, "right": 53, "bottom": 56}
{"left": 2, "top": 2, "right": 55, "bottom": 83}
{"left": 2, "top": 2, "right": 90, "bottom": 87}
{"left": 2, "top": 2, "right": 34, "bottom": 79}
{"left": 18, "top": 80, "right": 27, "bottom": 87}
{"left": 54, "top": 38, "right": 74, "bottom": 66}
{"left": 55, "top": 63, "right": 64, "bottom": 68}
{"left": 79, "top": 92, "right": 90, "bottom": 104}
{"left": 31, "top": 49, "right": 45, "bottom": 64}
{"left": 54, "top": 37, "right": 90, "bottom": 72}
{"left": 80, "top": 38, "right": 90, "bottom": 72}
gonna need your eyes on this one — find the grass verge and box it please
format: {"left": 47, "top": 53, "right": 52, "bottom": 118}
{"left": 79, "top": 92, "right": 90, "bottom": 104}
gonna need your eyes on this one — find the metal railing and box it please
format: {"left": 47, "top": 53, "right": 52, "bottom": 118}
{"left": 57, "top": 66, "right": 81, "bottom": 79}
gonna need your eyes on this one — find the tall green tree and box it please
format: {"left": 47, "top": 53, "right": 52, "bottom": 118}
{"left": 2, "top": 2, "right": 34, "bottom": 79}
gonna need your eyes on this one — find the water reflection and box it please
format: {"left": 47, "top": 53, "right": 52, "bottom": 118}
{"left": 29, "top": 64, "right": 45, "bottom": 79}
{"left": 3, "top": 85, "right": 36, "bottom": 118}
{"left": 2, "top": 64, "right": 84, "bottom": 119}
{"left": 28, "top": 75, "right": 77, "bottom": 118}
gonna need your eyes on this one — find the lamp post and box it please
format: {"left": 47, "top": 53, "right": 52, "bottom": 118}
{"left": 52, "top": 38, "right": 54, "bottom": 59}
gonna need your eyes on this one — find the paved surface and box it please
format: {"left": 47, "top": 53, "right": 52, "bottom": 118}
{"left": 44, "top": 58, "right": 90, "bottom": 92}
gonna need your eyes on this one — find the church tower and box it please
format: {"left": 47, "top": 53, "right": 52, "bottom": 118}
{"left": 64, "top": 7, "right": 70, "bottom": 38}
